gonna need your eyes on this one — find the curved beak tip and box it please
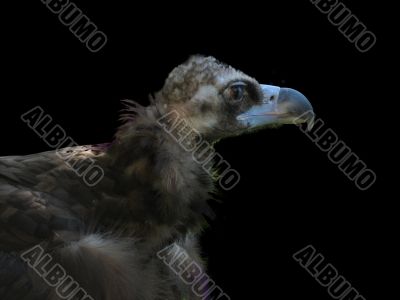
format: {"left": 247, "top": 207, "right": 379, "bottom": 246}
{"left": 279, "top": 88, "right": 313, "bottom": 118}
{"left": 278, "top": 88, "right": 315, "bottom": 128}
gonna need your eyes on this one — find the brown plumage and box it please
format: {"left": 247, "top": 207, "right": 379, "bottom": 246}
{"left": 0, "top": 56, "right": 313, "bottom": 300}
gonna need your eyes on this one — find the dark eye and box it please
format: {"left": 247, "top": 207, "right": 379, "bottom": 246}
{"left": 227, "top": 83, "right": 247, "bottom": 102}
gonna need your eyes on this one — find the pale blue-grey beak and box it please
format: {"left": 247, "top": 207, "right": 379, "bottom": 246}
{"left": 237, "top": 85, "right": 314, "bottom": 128}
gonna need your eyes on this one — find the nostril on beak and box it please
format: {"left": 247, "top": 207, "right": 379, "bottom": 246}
{"left": 263, "top": 95, "right": 276, "bottom": 104}
{"left": 261, "top": 85, "right": 281, "bottom": 104}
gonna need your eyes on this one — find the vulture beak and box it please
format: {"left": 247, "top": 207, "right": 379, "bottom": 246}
{"left": 237, "top": 84, "right": 314, "bottom": 128}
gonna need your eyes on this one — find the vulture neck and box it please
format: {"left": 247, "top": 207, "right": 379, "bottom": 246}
{"left": 99, "top": 105, "right": 214, "bottom": 241}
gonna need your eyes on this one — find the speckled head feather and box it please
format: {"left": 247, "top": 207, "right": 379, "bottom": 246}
{"left": 160, "top": 56, "right": 256, "bottom": 103}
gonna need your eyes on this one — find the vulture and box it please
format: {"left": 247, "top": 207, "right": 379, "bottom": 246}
{"left": 0, "top": 56, "right": 313, "bottom": 300}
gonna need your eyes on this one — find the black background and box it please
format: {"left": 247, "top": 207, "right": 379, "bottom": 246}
{"left": 2, "top": 1, "right": 391, "bottom": 299}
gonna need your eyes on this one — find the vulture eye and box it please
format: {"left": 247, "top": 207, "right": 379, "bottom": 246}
{"left": 227, "top": 83, "right": 247, "bottom": 103}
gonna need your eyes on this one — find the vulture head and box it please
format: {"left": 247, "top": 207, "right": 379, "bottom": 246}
{"left": 154, "top": 55, "right": 314, "bottom": 142}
